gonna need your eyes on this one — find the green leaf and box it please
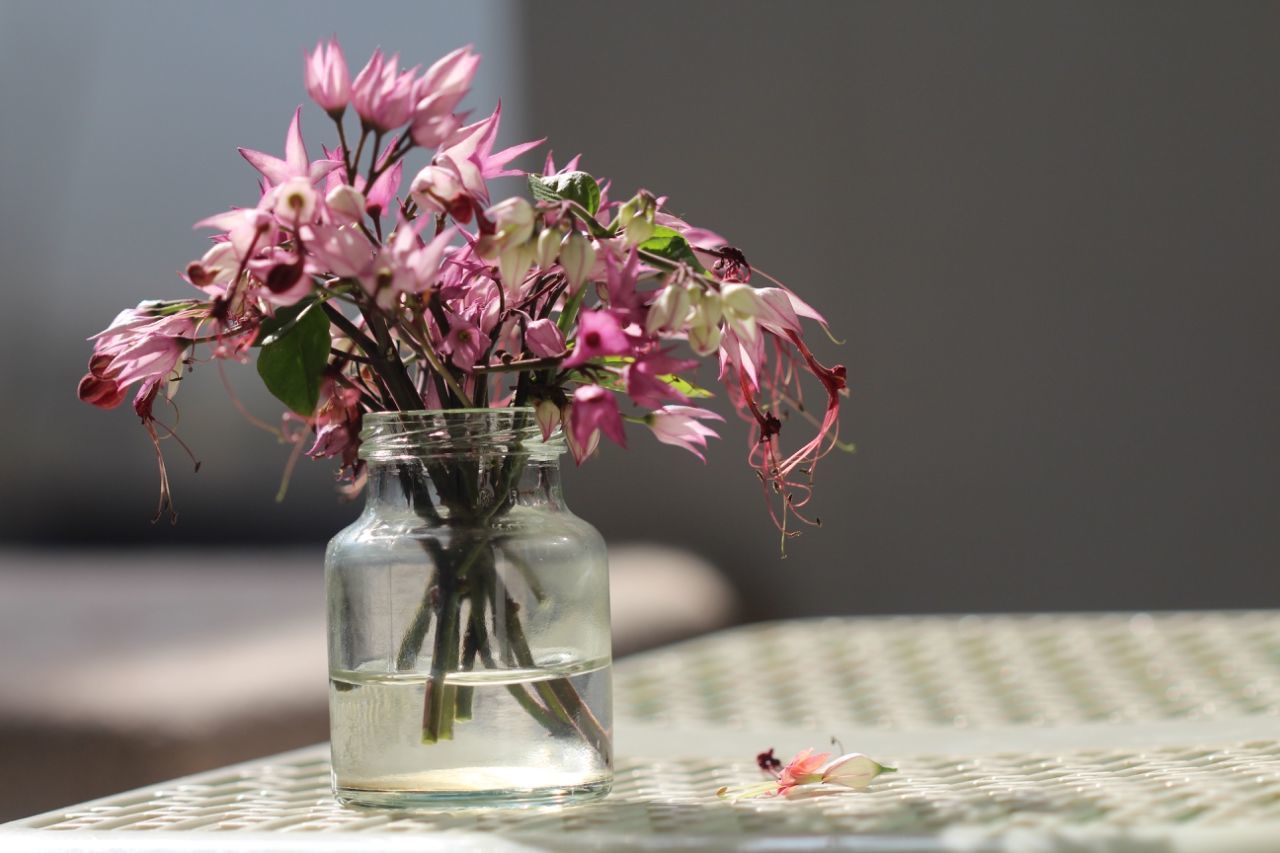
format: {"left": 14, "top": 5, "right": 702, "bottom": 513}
{"left": 256, "top": 300, "right": 331, "bottom": 415}
{"left": 528, "top": 171, "right": 601, "bottom": 215}
{"left": 638, "top": 226, "right": 704, "bottom": 270}
{"left": 657, "top": 374, "right": 714, "bottom": 399}
{"left": 254, "top": 296, "right": 319, "bottom": 346}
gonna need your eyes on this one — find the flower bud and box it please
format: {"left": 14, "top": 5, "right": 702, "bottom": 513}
{"left": 410, "top": 163, "right": 466, "bottom": 218}
{"left": 478, "top": 197, "right": 535, "bottom": 259}
{"left": 559, "top": 231, "right": 597, "bottom": 292}
{"left": 324, "top": 185, "right": 366, "bottom": 225}
{"left": 525, "top": 317, "right": 566, "bottom": 358}
{"left": 688, "top": 321, "right": 722, "bottom": 356}
{"left": 533, "top": 397, "right": 563, "bottom": 442}
{"left": 624, "top": 216, "right": 655, "bottom": 246}
{"left": 720, "top": 283, "right": 761, "bottom": 343}
{"left": 645, "top": 281, "right": 692, "bottom": 334}
{"left": 687, "top": 289, "right": 723, "bottom": 355}
{"left": 497, "top": 242, "right": 536, "bottom": 295}
{"left": 535, "top": 227, "right": 561, "bottom": 269}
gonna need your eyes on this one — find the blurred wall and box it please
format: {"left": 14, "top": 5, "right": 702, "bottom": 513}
{"left": 3, "top": 1, "right": 1279, "bottom": 619}
{"left": 0, "top": 0, "right": 526, "bottom": 542}
{"left": 518, "top": 1, "right": 1280, "bottom": 617}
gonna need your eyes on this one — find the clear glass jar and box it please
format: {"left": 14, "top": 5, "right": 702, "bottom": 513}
{"left": 325, "top": 409, "right": 612, "bottom": 808}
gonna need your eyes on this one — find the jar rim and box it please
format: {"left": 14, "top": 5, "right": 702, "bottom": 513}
{"left": 358, "top": 407, "right": 564, "bottom": 462}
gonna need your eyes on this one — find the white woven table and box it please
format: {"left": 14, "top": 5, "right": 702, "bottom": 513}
{"left": 6, "top": 611, "right": 1280, "bottom": 851}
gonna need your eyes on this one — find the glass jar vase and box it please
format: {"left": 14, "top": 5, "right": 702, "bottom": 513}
{"left": 325, "top": 409, "right": 613, "bottom": 808}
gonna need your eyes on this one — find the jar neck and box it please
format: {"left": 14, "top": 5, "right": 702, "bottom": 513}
{"left": 358, "top": 409, "right": 568, "bottom": 520}
{"left": 364, "top": 455, "right": 566, "bottom": 518}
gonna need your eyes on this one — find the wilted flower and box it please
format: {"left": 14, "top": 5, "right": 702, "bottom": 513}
{"left": 717, "top": 747, "right": 896, "bottom": 801}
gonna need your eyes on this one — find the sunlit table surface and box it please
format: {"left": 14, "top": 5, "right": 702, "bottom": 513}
{"left": 5, "top": 611, "right": 1280, "bottom": 852}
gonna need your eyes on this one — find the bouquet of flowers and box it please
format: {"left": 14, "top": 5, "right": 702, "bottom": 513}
{"left": 76, "top": 39, "right": 848, "bottom": 538}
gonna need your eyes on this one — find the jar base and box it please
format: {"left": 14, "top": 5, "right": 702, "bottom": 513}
{"left": 334, "top": 777, "right": 612, "bottom": 810}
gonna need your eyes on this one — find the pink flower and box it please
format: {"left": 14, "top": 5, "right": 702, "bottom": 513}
{"left": 645, "top": 406, "right": 722, "bottom": 462}
{"left": 525, "top": 318, "right": 565, "bottom": 358}
{"left": 238, "top": 107, "right": 342, "bottom": 188}
{"left": 351, "top": 49, "right": 418, "bottom": 132}
{"left": 305, "top": 37, "right": 350, "bottom": 117}
{"left": 363, "top": 141, "right": 403, "bottom": 219}
{"left": 777, "top": 749, "right": 831, "bottom": 793}
{"left": 194, "top": 207, "right": 274, "bottom": 262}
{"left": 624, "top": 350, "right": 697, "bottom": 408}
{"left": 567, "top": 385, "right": 626, "bottom": 462}
{"left": 301, "top": 223, "right": 375, "bottom": 280}
{"left": 409, "top": 160, "right": 472, "bottom": 222}
{"left": 430, "top": 103, "right": 542, "bottom": 204}
{"left": 389, "top": 223, "right": 455, "bottom": 295}
{"left": 410, "top": 46, "right": 480, "bottom": 148}
{"left": 443, "top": 314, "right": 486, "bottom": 369}
{"left": 77, "top": 305, "right": 199, "bottom": 410}
{"left": 563, "top": 310, "right": 632, "bottom": 368}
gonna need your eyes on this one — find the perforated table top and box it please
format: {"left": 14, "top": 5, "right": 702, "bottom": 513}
{"left": 6, "top": 611, "right": 1280, "bottom": 851}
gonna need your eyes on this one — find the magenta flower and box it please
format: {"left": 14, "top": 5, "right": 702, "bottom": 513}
{"left": 351, "top": 49, "right": 418, "bottom": 132}
{"left": 563, "top": 309, "right": 632, "bottom": 368}
{"left": 567, "top": 385, "right": 626, "bottom": 462}
{"left": 442, "top": 314, "right": 486, "bottom": 369}
{"left": 305, "top": 37, "right": 350, "bottom": 118}
{"left": 624, "top": 350, "right": 697, "bottom": 408}
{"left": 238, "top": 107, "right": 342, "bottom": 188}
{"left": 525, "top": 318, "right": 565, "bottom": 358}
{"left": 645, "top": 405, "right": 722, "bottom": 461}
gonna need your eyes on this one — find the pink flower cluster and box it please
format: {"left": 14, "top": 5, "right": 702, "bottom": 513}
{"left": 78, "top": 39, "right": 849, "bottom": 535}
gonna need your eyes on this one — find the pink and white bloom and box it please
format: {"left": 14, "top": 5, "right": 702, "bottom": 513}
{"left": 410, "top": 45, "right": 480, "bottom": 148}
{"left": 409, "top": 160, "right": 471, "bottom": 221}
{"left": 305, "top": 37, "right": 351, "bottom": 117}
{"left": 645, "top": 406, "right": 722, "bottom": 462}
{"left": 351, "top": 49, "right": 418, "bottom": 131}
{"left": 431, "top": 103, "right": 542, "bottom": 204}
{"left": 271, "top": 176, "right": 318, "bottom": 224}
{"left": 324, "top": 184, "right": 366, "bottom": 224}
{"left": 477, "top": 196, "right": 535, "bottom": 257}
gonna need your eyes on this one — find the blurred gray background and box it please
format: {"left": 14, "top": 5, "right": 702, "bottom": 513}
{"left": 3, "top": 0, "right": 1279, "bottom": 618}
